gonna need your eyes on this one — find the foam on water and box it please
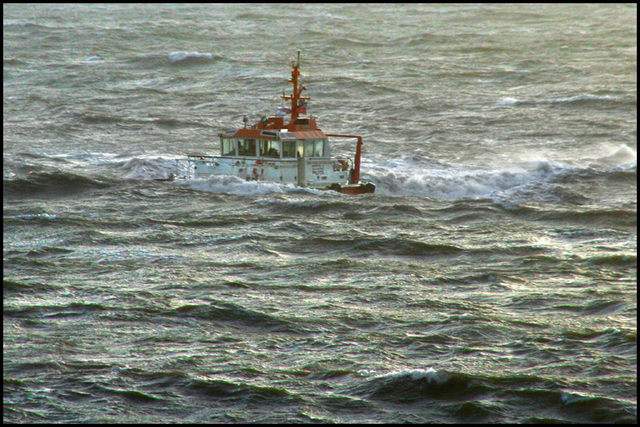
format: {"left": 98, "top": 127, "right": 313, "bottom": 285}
{"left": 179, "top": 175, "right": 291, "bottom": 196}
{"left": 367, "top": 155, "right": 566, "bottom": 200}
{"left": 378, "top": 368, "right": 449, "bottom": 385}
{"left": 588, "top": 144, "right": 637, "bottom": 168}
{"left": 113, "top": 150, "right": 635, "bottom": 202}
{"left": 168, "top": 52, "right": 216, "bottom": 64}
{"left": 120, "top": 157, "right": 178, "bottom": 180}
{"left": 496, "top": 94, "right": 620, "bottom": 106}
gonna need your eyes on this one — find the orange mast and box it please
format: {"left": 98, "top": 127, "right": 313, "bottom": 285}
{"left": 281, "top": 52, "right": 367, "bottom": 188}
{"left": 281, "top": 50, "right": 310, "bottom": 124}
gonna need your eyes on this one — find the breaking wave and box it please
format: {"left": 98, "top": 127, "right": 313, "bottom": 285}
{"left": 168, "top": 51, "right": 219, "bottom": 65}
{"left": 119, "top": 157, "right": 179, "bottom": 181}
{"left": 347, "top": 368, "right": 636, "bottom": 423}
{"left": 366, "top": 147, "right": 636, "bottom": 203}
{"left": 368, "top": 157, "right": 570, "bottom": 201}
{"left": 3, "top": 170, "right": 111, "bottom": 197}
{"left": 122, "top": 52, "right": 222, "bottom": 68}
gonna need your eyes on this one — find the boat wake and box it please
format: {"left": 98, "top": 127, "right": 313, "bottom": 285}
{"left": 364, "top": 145, "right": 636, "bottom": 203}
{"left": 177, "top": 175, "right": 299, "bottom": 196}
{"left": 366, "top": 157, "right": 579, "bottom": 201}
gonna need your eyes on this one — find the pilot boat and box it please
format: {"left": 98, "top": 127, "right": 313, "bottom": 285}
{"left": 184, "top": 52, "right": 375, "bottom": 194}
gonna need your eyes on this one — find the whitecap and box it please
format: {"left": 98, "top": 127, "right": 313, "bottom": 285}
{"left": 496, "top": 97, "right": 520, "bottom": 106}
{"left": 168, "top": 51, "right": 215, "bottom": 64}
{"left": 497, "top": 94, "right": 618, "bottom": 106}
{"left": 590, "top": 145, "right": 637, "bottom": 168}
{"left": 373, "top": 368, "right": 449, "bottom": 385}
{"left": 561, "top": 391, "right": 593, "bottom": 405}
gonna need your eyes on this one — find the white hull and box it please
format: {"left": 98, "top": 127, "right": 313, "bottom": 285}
{"left": 186, "top": 155, "right": 351, "bottom": 190}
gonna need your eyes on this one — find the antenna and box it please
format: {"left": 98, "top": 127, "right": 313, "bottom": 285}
{"left": 281, "top": 50, "right": 310, "bottom": 123}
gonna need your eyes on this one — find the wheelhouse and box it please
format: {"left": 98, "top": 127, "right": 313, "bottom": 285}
{"left": 218, "top": 136, "right": 330, "bottom": 159}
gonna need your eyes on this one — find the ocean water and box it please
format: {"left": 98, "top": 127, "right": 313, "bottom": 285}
{"left": 3, "top": 3, "right": 637, "bottom": 423}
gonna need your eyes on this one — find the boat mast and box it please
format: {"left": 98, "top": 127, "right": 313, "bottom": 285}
{"left": 282, "top": 50, "right": 309, "bottom": 124}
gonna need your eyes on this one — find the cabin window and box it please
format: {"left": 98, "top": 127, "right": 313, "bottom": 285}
{"left": 238, "top": 139, "right": 257, "bottom": 156}
{"left": 282, "top": 141, "right": 296, "bottom": 158}
{"left": 259, "top": 139, "right": 281, "bottom": 158}
{"left": 221, "top": 138, "right": 237, "bottom": 156}
{"left": 305, "top": 139, "right": 325, "bottom": 157}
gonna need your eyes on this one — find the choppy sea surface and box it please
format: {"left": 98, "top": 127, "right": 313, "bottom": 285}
{"left": 3, "top": 4, "right": 637, "bottom": 423}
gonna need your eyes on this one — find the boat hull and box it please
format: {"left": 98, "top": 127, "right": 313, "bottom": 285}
{"left": 329, "top": 182, "right": 376, "bottom": 194}
{"left": 182, "top": 155, "right": 374, "bottom": 194}
{"left": 185, "top": 155, "right": 374, "bottom": 194}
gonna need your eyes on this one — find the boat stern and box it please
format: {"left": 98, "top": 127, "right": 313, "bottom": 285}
{"left": 328, "top": 182, "right": 376, "bottom": 194}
